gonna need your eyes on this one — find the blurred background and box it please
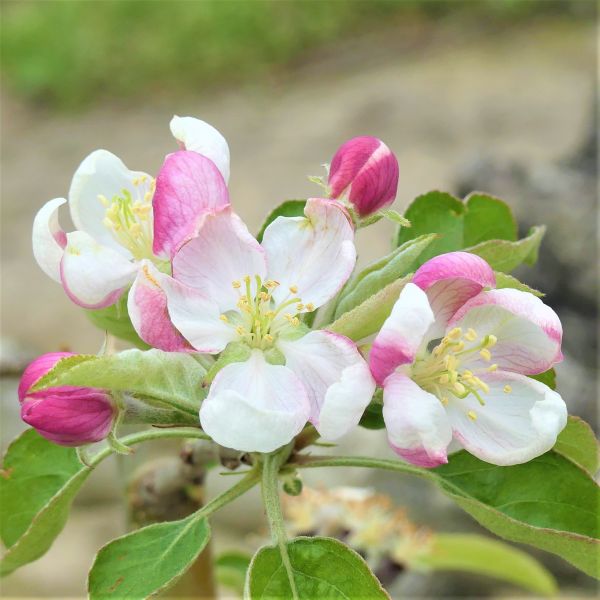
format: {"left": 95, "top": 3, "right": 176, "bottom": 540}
{"left": 1, "top": 1, "right": 597, "bottom": 598}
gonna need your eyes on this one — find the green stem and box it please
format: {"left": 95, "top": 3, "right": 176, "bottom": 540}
{"left": 87, "top": 427, "right": 211, "bottom": 468}
{"left": 262, "top": 450, "right": 299, "bottom": 600}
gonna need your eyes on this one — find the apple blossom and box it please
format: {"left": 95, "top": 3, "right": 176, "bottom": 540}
{"left": 369, "top": 251, "right": 567, "bottom": 468}
{"left": 328, "top": 136, "right": 399, "bottom": 217}
{"left": 18, "top": 352, "right": 115, "bottom": 446}
{"left": 32, "top": 117, "right": 229, "bottom": 348}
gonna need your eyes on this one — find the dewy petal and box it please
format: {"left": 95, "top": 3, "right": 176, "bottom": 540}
{"left": 413, "top": 251, "right": 496, "bottom": 336}
{"left": 152, "top": 150, "right": 230, "bottom": 259}
{"left": 173, "top": 208, "right": 267, "bottom": 312}
{"left": 369, "top": 283, "right": 435, "bottom": 386}
{"left": 60, "top": 231, "right": 137, "bottom": 309}
{"left": 69, "top": 149, "right": 150, "bottom": 256}
{"left": 382, "top": 373, "right": 452, "bottom": 467}
{"left": 128, "top": 261, "right": 193, "bottom": 352}
{"left": 449, "top": 288, "right": 563, "bottom": 374}
{"left": 199, "top": 349, "right": 310, "bottom": 452}
{"left": 157, "top": 268, "right": 236, "bottom": 353}
{"left": 32, "top": 198, "right": 68, "bottom": 282}
{"left": 261, "top": 198, "right": 356, "bottom": 309}
{"left": 277, "top": 330, "right": 375, "bottom": 440}
{"left": 170, "top": 115, "right": 230, "bottom": 183}
{"left": 446, "top": 371, "right": 567, "bottom": 466}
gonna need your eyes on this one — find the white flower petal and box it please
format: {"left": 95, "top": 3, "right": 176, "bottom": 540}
{"left": 32, "top": 198, "right": 67, "bottom": 282}
{"left": 172, "top": 208, "right": 266, "bottom": 312}
{"left": 278, "top": 330, "right": 375, "bottom": 440}
{"left": 382, "top": 372, "right": 452, "bottom": 467}
{"left": 446, "top": 371, "right": 567, "bottom": 466}
{"left": 369, "top": 283, "right": 435, "bottom": 386}
{"left": 200, "top": 350, "right": 310, "bottom": 452}
{"left": 69, "top": 149, "right": 151, "bottom": 256}
{"left": 170, "top": 115, "right": 230, "bottom": 183}
{"left": 158, "top": 269, "right": 236, "bottom": 354}
{"left": 261, "top": 198, "right": 356, "bottom": 309}
{"left": 450, "top": 288, "right": 563, "bottom": 374}
{"left": 60, "top": 231, "right": 137, "bottom": 309}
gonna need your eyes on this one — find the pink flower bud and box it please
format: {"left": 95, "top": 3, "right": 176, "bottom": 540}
{"left": 328, "top": 136, "right": 399, "bottom": 217}
{"left": 18, "top": 352, "right": 115, "bottom": 446}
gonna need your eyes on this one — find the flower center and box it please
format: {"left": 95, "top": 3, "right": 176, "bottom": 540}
{"left": 412, "top": 327, "right": 503, "bottom": 421}
{"left": 99, "top": 176, "right": 155, "bottom": 260}
{"left": 221, "top": 276, "right": 315, "bottom": 349}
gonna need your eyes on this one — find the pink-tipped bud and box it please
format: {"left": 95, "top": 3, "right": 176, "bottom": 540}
{"left": 18, "top": 352, "right": 115, "bottom": 447}
{"left": 328, "top": 136, "right": 399, "bottom": 217}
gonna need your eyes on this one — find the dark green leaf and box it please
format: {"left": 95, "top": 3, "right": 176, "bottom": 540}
{"left": 257, "top": 200, "right": 306, "bottom": 242}
{"left": 246, "top": 536, "right": 389, "bottom": 599}
{"left": 413, "top": 533, "right": 557, "bottom": 595}
{"left": 0, "top": 430, "right": 90, "bottom": 576}
{"left": 88, "top": 515, "right": 210, "bottom": 599}
{"left": 359, "top": 400, "right": 385, "bottom": 430}
{"left": 462, "top": 193, "right": 517, "bottom": 246}
{"left": 530, "top": 368, "right": 556, "bottom": 390}
{"left": 86, "top": 293, "right": 149, "bottom": 349}
{"left": 553, "top": 416, "right": 599, "bottom": 475}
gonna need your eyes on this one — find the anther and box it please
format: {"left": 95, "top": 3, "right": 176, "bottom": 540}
{"left": 480, "top": 349, "right": 492, "bottom": 361}
{"left": 486, "top": 334, "right": 498, "bottom": 348}
{"left": 219, "top": 315, "right": 229, "bottom": 323}
{"left": 305, "top": 303, "right": 315, "bottom": 312}
{"left": 264, "top": 334, "right": 274, "bottom": 343}
{"left": 454, "top": 382, "right": 466, "bottom": 395}
{"left": 296, "top": 303, "right": 305, "bottom": 311}
{"left": 441, "top": 396, "right": 449, "bottom": 406}
{"left": 487, "top": 363, "right": 498, "bottom": 372}
{"left": 452, "top": 341, "right": 465, "bottom": 353}
{"left": 291, "top": 317, "right": 300, "bottom": 327}
{"left": 243, "top": 275, "right": 251, "bottom": 284}
{"left": 467, "top": 410, "right": 478, "bottom": 421}
{"left": 503, "top": 385, "right": 512, "bottom": 394}
{"left": 289, "top": 285, "right": 298, "bottom": 294}
{"left": 232, "top": 280, "right": 241, "bottom": 289}
{"left": 465, "top": 328, "right": 478, "bottom": 342}
{"left": 447, "top": 327, "right": 462, "bottom": 340}
{"left": 235, "top": 326, "right": 246, "bottom": 336}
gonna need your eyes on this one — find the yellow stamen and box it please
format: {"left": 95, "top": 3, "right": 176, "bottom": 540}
{"left": 305, "top": 303, "right": 315, "bottom": 312}
{"left": 235, "top": 326, "right": 246, "bottom": 336}
{"left": 503, "top": 385, "right": 512, "bottom": 394}
{"left": 480, "top": 348, "right": 492, "bottom": 361}
{"left": 219, "top": 314, "right": 229, "bottom": 323}
{"left": 486, "top": 334, "right": 498, "bottom": 348}
{"left": 467, "top": 410, "right": 478, "bottom": 421}
{"left": 447, "top": 327, "right": 462, "bottom": 340}
{"left": 454, "top": 382, "right": 466, "bottom": 395}
{"left": 289, "top": 285, "right": 298, "bottom": 294}
{"left": 296, "top": 303, "right": 305, "bottom": 311}
{"left": 232, "top": 280, "right": 241, "bottom": 289}
{"left": 465, "top": 328, "right": 478, "bottom": 341}
{"left": 487, "top": 363, "right": 498, "bottom": 372}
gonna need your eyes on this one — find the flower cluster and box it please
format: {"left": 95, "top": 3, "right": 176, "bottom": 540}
{"left": 24, "top": 116, "right": 566, "bottom": 467}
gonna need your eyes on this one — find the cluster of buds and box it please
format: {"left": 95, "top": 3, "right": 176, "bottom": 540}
{"left": 18, "top": 353, "right": 115, "bottom": 446}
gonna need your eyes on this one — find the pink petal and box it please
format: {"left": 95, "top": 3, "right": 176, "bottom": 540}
{"left": 382, "top": 372, "right": 452, "bottom": 467}
{"left": 18, "top": 352, "right": 74, "bottom": 402}
{"left": 449, "top": 288, "right": 563, "bottom": 374}
{"left": 152, "top": 150, "right": 230, "bottom": 259}
{"left": 128, "top": 262, "right": 193, "bottom": 352}
{"left": 32, "top": 198, "right": 68, "bottom": 282}
{"left": 369, "top": 283, "right": 434, "bottom": 386}
{"left": 413, "top": 252, "right": 496, "bottom": 334}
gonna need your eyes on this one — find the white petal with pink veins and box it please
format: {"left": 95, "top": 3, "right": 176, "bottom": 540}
{"left": 449, "top": 288, "right": 563, "bottom": 374}
{"left": 60, "top": 231, "right": 137, "bottom": 309}
{"left": 200, "top": 350, "right": 310, "bottom": 452}
{"left": 170, "top": 115, "right": 230, "bottom": 183}
{"left": 382, "top": 372, "right": 452, "bottom": 467}
{"left": 446, "top": 371, "right": 567, "bottom": 465}
{"left": 32, "top": 198, "right": 67, "bottom": 282}
{"left": 278, "top": 330, "right": 375, "bottom": 440}
{"left": 369, "top": 283, "right": 435, "bottom": 386}
{"left": 261, "top": 198, "right": 356, "bottom": 309}
{"left": 69, "top": 149, "right": 150, "bottom": 257}
{"left": 173, "top": 208, "right": 267, "bottom": 312}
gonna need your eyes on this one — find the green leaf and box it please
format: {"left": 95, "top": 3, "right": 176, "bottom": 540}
{"left": 86, "top": 293, "right": 149, "bottom": 349}
{"left": 433, "top": 451, "right": 600, "bottom": 578}
{"left": 88, "top": 515, "right": 210, "bottom": 600}
{"left": 328, "top": 275, "right": 411, "bottom": 341}
{"left": 494, "top": 271, "right": 544, "bottom": 297}
{"left": 246, "top": 536, "right": 389, "bottom": 599}
{"left": 216, "top": 551, "right": 252, "bottom": 595}
{"left": 359, "top": 398, "right": 385, "bottom": 431}
{"left": 413, "top": 533, "right": 557, "bottom": 596}
{"left": 530, "top": 368, "right": 556, "bottom": 390}
{"left": 553, "top": 416, "right": 599, "bottom": 475}
{"left": 0, "top": 430, "right": 91, "bottom": 576}
{"left": 378, "top": 209, "right": 411, "bottom": 227}
{"left": 466, "top": 225, "right": 545, "bottom": 272}
{"left": 334, "top": 234, "right": 436, "bottom": 319}
{"left": 462, "top": 193, "right": 517, "bottom": 246}
{"left": 257, "top": 200, "right": 306, "bottom": 242}
{"left": 31, "top": 349, "right": 207, "bottom": 414}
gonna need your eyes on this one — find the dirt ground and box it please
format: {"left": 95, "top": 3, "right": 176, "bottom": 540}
{"left": 1, "top": 17, "right": 596, "bottom": 599}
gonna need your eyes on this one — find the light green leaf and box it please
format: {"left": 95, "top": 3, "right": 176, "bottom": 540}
{"left": 216, "top": 551, "right": 252, "bottom": 595}
{"left": 462, "top": 193, "right": 517, "bottom": 246}
{"left": 0, "top": 430, "right": 91, "bottom": 576}
{"left": 88, "top": 515, "right": 210, "bottom": 600}
{"left": 245, "top": 536, "right": 389, "bottom": 599}
{"left": 328, "top": 275, "right": 411, "bottom": 341}
{"left": 31, "top": 349, "right": 206, "bottom": 415}
{"left": 334, "top": 234, "right": 436, "bottom": 319}
{"left": 86, "top": 293, "right": 149, "bottom": 349}
{"left": 433, "top": 451, "right": 600, "bottom": 578}
{"left": 554, "top": 416, "right": 599, "bottom": 475}
{"left": 257, "top": 200, "right": 306, "bottom": 242}
{"left": 203, "top": 341, "right": 251, "bottom": 385}
{"left": 413, "top": 533, "right": 557, "bottom": 596}
{"left": 494, "top": 271, "right": 544, "bottom": 297}
{"left": 530, "top": 368, "right": 556, "bottom": 390}
{"left": 379, "top": 209, "right": 411, "bottom": 227}
{"left": 466, "top": 225, "right": 545, "bottom": 272}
